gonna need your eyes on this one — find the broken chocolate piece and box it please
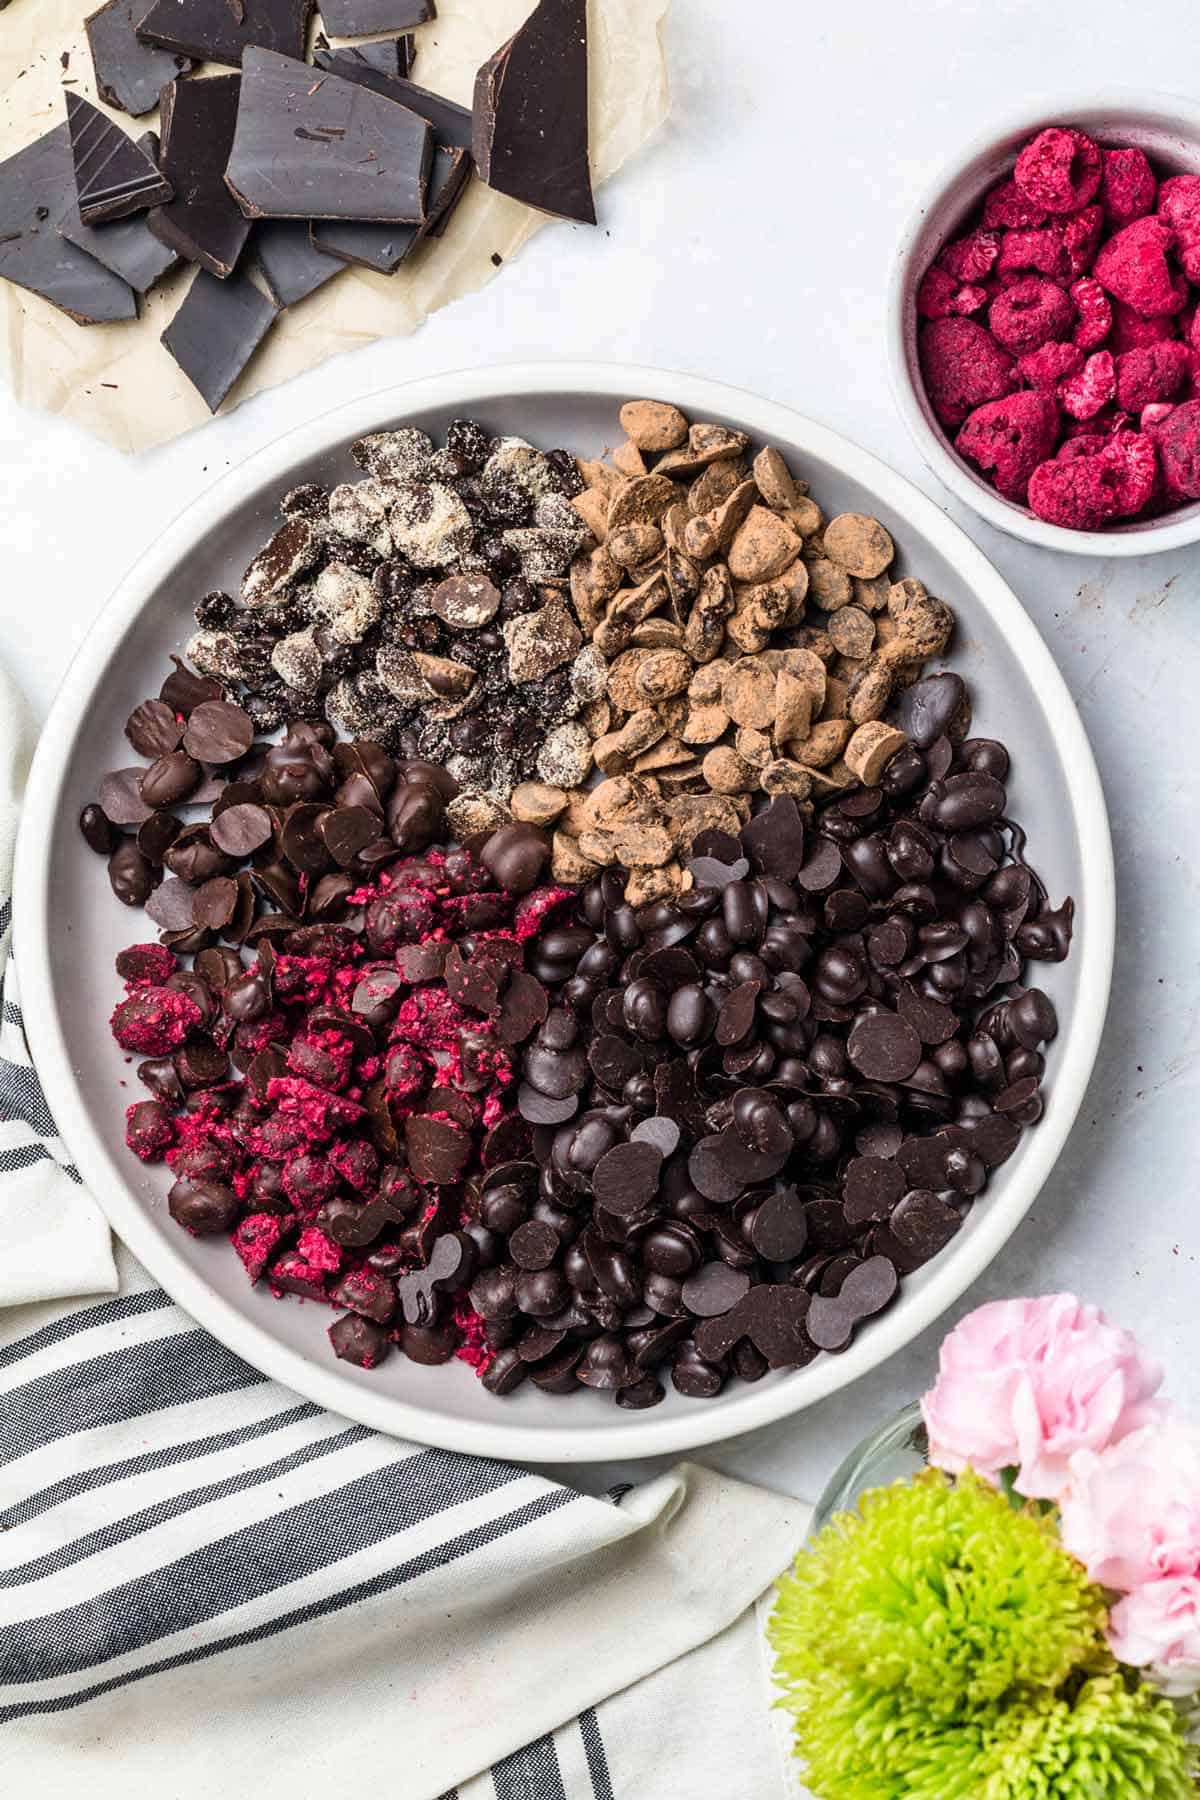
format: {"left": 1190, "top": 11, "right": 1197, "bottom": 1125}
{"left": 312, "top": 35, "right": 415, "bottom": 84}
{"left": 86, "top": 0, "right": 195, "bottom": 118}
{"left": 312, "top": 54, "right": 473, "bottom": 150}
{"left": 66, "top": 92, "right": 173, "bottom": 225}
{"left": 317, "top": 0, "right": 433, "bottom": 33}
{"left": 225, "top": 49, "right": 432, "bottom": 224}
{"left": 161, "top": 266, "right": 279, "bottom": 411}
{"left": 60, "top": 147, "right": 182, "bottom": 295}
{"left": 473, "top": 0, "right": 595, "bottom": 226}
{"left": 254, "top": 221, "right": 343, "bottom": 306}
{"left": 311, "top": 144, "right": 469, "bottom": 272}
{"left": 148, "top": 74, "right": 250, "bottom": 278}
{"left": 137, "top": 0, "right": 313, "bottom": 67}
{"left": 0, "top": 125, "right": 137, "bottom": 325}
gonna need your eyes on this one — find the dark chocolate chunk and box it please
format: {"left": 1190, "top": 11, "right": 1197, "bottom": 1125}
{"left": 842, "top": 1155, "right": 905, "bottom": 1227}
{"left": 86, "top": 0, "right": 195, "bottom": 118}
{"left": 748, "top": 1186, "right": 808, "bottom": 1261}
{"left": 161, "top": 267, "right": 279, "bottom": 412}
{"left": 137, "top": 0, "right": 313, "bottom": 66}
{"left": 473, "top": 0, "right": 596, "bottom": 226}
{"left": 741, "top": 796, "right": 806, "bottom": 880}
{"left": 61, "top": 161, "right": 182, "bottom": 293}
{"left": 66, "top": 92, "right": 173, "bottom": 225}
{"left": 592, "top": 1140, "right": 662, "bottom": 1215}
{"left": 225, "top": 50, "right": 432, "bottom": 224}
{"left": 254, "top": 221, "right": 343, "bottom": 307}
{"left": 183, "top": 700, "right": 254, "bottom": 763}
{"left": 317, "top": 0, "right": 433, "bottom": 33}
{"left": 846, "top": 1011, "right": 923, "bottom": 1082}
{"left": 310, "top": 144, "right": 469, "bottom": 273}
{"left": 312, "top": 57, "right": 473, "bottom": 150}
{"left": 148, "top": 75, "right": 251, "bottom": 278}
{"left": 0, "top": 125, "right": 137, "bottom": 325}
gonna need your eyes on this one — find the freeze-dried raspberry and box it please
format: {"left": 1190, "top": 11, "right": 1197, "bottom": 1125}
{"left": 996, "top": 224, "right": 1069, "bottom": 280}
{"left": 1101, "top": 147, "right": 1157, "bottom": 227}
{"left": 1147, "top": 397, "right": 1200, "bottom": 498}
{"left": 1070, "top": 277, "right": 1112, "bottom": 349}
{"left": 989, "top": 277, "right": 1075, "bottom": 353}
{"left": 1059, "top": 350, "right": 1117, "bottom": 420}
{"left": 1157, "top": 174, "right": 1200, "bottom": 239}
{"left": 918, "top": 316, "right": 1017, "bottom": 427}
{"left": 1110, "top": 299, "right": 1180, "bottom": 354}
{"left": 916, "top": 266, "right": 988, "bottom": 319}
{"left": 1114, "top": 340, "right": 1190, "bottom": 411}
{"left": 1060, "top": 406, "right": 1129, "bottom": 440}
{"left": 1028, "top": 428, "right": 1154, "bottom": 527}
{"left": 1140, "top": 402, "right": 1176, "bottom": 430}
{"left": 1094, "top": 217, "right": 1187, "bottom": 317}
{"left": 1018, "top": 340, "right": 1084, "bottom": 388}
{"left": 1063, "top": 205, "right": 1104, "bottom": 277}
{"left": 1015, "top": 127, "right": 1103, "bottom": 214}
{"left": 982, "top": 177, "right": 1048, "bottom": 230}
{"left": 955, "top": 390, "right": 1060, "bottom": 498}
{"left": 937, "top": 228, "right": 1001, "bottom": 282}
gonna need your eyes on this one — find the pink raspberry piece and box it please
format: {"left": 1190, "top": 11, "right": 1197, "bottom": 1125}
{"left": 269, "top": 1250, "right": 334, "bottom": 1303}
{"left": 1147, "top": 397, "right": 1200, "bottom": 498}
{"left": 1094, "top": 217, "right": 1186, "bottom": 317}
{"left": 996, "top": 224, "right": 1069, "bottom": 280}
{"left": 1059, "top": 350, "right": 1117, "bottom": 420}
{"left": 1114, "top": 340, "right": 1190, "bottom": 411}
{"left": 1158, "top": 175, "right": 1200, "bottom": 281}
{"left": 917, "top": 266, "right": 987, "bottom": 320}
{"left": 1102, "top": 430, "right": 1159, "bottom": 513}
{"left": 1101, "top": 148, "right": 1157, "bottom": 227}
{"left": 1015, "top": 127, "right": 1103, "bottom": 214}
{"left": 1057, "top": 434, "right": 1107, "bottom": 461}
{"left": 297, "top": 1226, "right": 343, "bottom": 1274}
{"left": 920, "top": 316, "right": 1018, "bottom": 427}
{"left": 937, "top": 228, "right": 1001, "bottom": 282}
{"left": 989, "top": 276, "right": 1075, "bottom": 353}
{"left": 1110, "top": 299, "right": 1179, "bottom": 354}
{"left": 1029, "top": 426, "right": 1153, "bottom": 527}
{"left": 233, "top": 1213, "right": 288, "bottom": 1284}
{"left": 1018, "top": 340, "right": 1083, "bottom": 389}
{"left": 1063, "top": 204, "right": 1104, "bottom": 277}
{"left": 1141, "top": 402, "right": 1176, "bottom": 430}
{"left": 982, "top": 177, "right": 1048, "bottom": 230}
{"left": 110, "top": 986, "right": 201, "bottom": 1054}
{"left": 955, "top": 390, "right": 1060, "bottom": 499}
{"left": 1070, "top": 276, "right": 1112, "bottom": 350}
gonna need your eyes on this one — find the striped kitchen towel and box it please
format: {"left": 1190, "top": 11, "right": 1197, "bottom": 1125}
{"left": 0, "top": 660, "right": 809, "bottom": 1800}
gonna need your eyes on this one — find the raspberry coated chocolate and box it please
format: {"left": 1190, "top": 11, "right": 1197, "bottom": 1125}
{"left": 917, "top": 122, "right": 1200, "bottom": 528}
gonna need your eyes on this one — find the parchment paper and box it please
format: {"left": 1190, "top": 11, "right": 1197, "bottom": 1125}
{"left": 0, "top": 0, "right": 670, "bottom": 451}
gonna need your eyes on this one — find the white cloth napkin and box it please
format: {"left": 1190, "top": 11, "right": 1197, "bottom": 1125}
{"left": 0, "top": 660, "right": 809, "bottom": 1800}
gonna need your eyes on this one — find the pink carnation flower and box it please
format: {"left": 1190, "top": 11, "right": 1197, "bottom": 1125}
{"left": 1108, "top": 1576, "right": 1200, "bottom": 1695}
{"left": 1059, "top": 1415, "right": 1200, "bottom": 1590}
{"left": 921, "top": 1294, "right": 1162, "bottom": 1499}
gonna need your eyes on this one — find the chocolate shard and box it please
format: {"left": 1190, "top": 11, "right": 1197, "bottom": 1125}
{"left": 254, "top": 220, "right": 343, "bottom": 306}
{"left": 136, "top": 0, "right": 313, "bottom": 67}
{"left": 147, "top": 74, "right": 250, "bottom": 279}
{"left": 86, "top": 0, "right": 195, "bottom": 118}
{"left": 311, "top": 143, "right": 469, "bottom": 273}
{"left": 313, "top": 36, "right": 415, "bottom": 84}
{"left": 161, "top": 266, "right": 279, "bottom": 411}
{"left": 225, "top": 48, "right": 432, "bottom": 224}
{"left": 473, "top": 0, "right": 595, "bottom": 226}
{"left": 317, "top": 0, "right": 433, "bottom": 33}
{"left": 60, "top": 132, "right": 182, "bottom": 292}
{"left": 66, "top": 92, "right": 174, "bottom": 225}
{"left": 313, "top": 53, "right": 472, "bottom": 150}
{"left": 0, "top": 124, "right": 137, "bottom": 325}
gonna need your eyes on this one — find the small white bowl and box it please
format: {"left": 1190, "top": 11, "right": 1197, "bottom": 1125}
{"left": 14, "top": 362, "right": 1114, "bottom": 1463}
{"left": 889, "top": 90, "right": 1200, "bottom": 556}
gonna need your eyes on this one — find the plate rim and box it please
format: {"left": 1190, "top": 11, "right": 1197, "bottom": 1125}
{"left": 12, "top": 358, "right": 1116, "bottom": 1462}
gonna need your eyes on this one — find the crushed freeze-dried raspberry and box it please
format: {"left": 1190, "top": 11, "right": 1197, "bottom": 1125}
{"left": 996, "top": 224, "right": 1069, "bottom": 280}
{"left": 233, "top": 1213, "right": 287, "bottom": 1283}
{"left": 956, "top": 391, "right": 1060, "bottom": 499}
{"left": 1070, "top": 276, "right": 1112, "bottom": 350}
{"left": 1063, "top": 205, "right": 1104, "bottom": 277}
{"left": 1059, "top": 350, "right": 1117, "bottom": 420}
{"left": 1015, "top": 127, "right": 1102, "bottom": 214}
{"left": 1114, "top": 340, "right": 1190, "bottom": 412}
{"left": 110, "top": 986, "right": 201, "bottom": 1054}
{"left": 917, "top": 266, "right": 987, "bottom": 319}
{"left": 989, "top": 277, "right": 1075, "bottom": 353}
{"left": 1101, "top": 148, "right": 1157, "bottom": 227}
{"left": 937, "top": 228, "right": 1001, "bottom": 282}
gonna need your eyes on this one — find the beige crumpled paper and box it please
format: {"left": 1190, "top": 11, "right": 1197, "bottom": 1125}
{"left": 0, "top": 0, "right": 670, "bottom": 451}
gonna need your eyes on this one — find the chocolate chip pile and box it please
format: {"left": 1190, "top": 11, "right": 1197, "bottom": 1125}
{"left": 181, "top": 420, "right": 599, "bottom": 828}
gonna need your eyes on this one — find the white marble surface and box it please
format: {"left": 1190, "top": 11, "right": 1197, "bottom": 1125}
{"left": 2, "top": 0, "right": 1199, "bottom": 1505}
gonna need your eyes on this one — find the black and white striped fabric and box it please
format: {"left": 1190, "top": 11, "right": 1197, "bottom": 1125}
{"left": 0, "top": 665, "right": 807, "bottom": 1800}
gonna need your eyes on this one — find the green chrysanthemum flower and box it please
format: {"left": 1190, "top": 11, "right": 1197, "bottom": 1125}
{"left": 770, "top": 1469, "right": 1106, "bottom": 1719}
{"left": 974, "top": 1675, "right": 1196, "bottom": 1800}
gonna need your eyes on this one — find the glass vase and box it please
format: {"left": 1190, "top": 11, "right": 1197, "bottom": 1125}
{"left": 810, "top": 1401, "right": 928, "bottom": 1536}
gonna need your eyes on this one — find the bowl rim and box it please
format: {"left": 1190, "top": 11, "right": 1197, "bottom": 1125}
{"left": 887, "top": 86, "right": 1200, "bottom": 557}
{"left": 12, "top": 358, "right": 1116, "bottom": 1462}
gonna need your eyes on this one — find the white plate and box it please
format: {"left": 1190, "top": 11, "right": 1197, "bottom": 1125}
{"left": 13, "top": 361, "right": 1115, "bottom": 1462}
